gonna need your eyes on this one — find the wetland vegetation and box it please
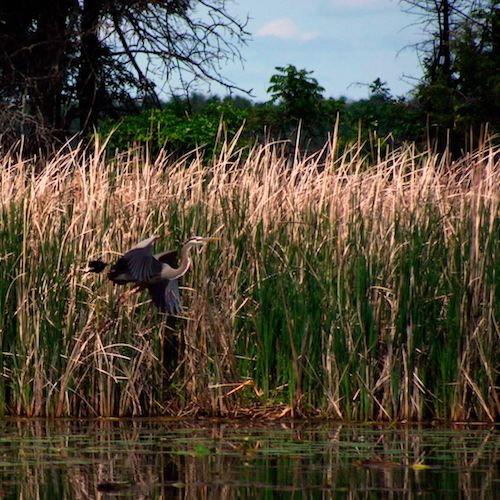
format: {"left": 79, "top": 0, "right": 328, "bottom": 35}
{"left": 0, "top": 136, "right": 498, "bottom": 421}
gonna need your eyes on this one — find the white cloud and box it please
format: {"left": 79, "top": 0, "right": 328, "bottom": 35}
{"left": 256, "top": 18, "right": 320, "bottom": 41}
{"left": 328, "top": 0, "right": 390, "bottom": 9}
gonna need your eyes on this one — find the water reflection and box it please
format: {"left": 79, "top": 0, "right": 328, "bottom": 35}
{"left": 0, "top": 419, "right": 497, "bottom": 498}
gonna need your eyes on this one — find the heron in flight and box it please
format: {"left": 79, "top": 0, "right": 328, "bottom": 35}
{"left": 87, "top": 235, "right": 218, "bottom": 313}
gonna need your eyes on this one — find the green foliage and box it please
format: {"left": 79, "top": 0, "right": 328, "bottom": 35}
{"left": 346, "top": 81, "right": 424, "bottom": 145}
{"left": 97, "top": 48, "right": 496, "bottom": 163}
{"left": 452, "top": 5, "right": 500, "bottom": 130}
{"left": 410, "top": 0, "right": 500, "bottom": 149}
{"left": 99, "top": 99, "right": 250, "bottom": 157}
{"left": 265, "top": 67, "right": 426, "bottom": 152}
{"left": 268, "top": 64, "right": 325, "bottom": 123}
{"left": 98, "top": 80, "right": 427, "bottom": 162}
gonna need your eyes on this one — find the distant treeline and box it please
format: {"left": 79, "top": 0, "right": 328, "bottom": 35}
{"left": 99, "top": 59, "right": 499, "bottom": 158}
{"left": 98, "top": 78, "right": 427, "bottom": 159}
{"left": 96, "top": 2, "right": 500, "bottom": 158}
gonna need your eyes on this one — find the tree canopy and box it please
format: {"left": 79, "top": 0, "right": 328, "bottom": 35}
{"left": 1, "top": 1, "right": 497, "bottom": 154}
{"left": 0, "top": 0, "right": 249, "bottom": 147}
{"left": 401, "top": 0, "right": 499, "bottom": 148}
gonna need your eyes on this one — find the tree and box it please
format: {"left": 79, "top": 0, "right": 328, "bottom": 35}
{"left": 0, "top": 1, "right": 249, "bottom": 145}
{"left": 452, "top": 3, "right": 500, "bottom": 130}
{"left": 267, "top": 65, "right": 326, "bottom": 147}
{"left": 400, "top": 0, "right": 499, "bottom": 148}
{"left": 267, "top": 65, "right": 325, "bottom": 124}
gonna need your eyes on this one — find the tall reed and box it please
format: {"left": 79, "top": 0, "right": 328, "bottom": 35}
{"left": 0, "top": 136, "right": 498, "bottom": 420}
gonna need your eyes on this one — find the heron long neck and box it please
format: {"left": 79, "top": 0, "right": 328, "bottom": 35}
{"left": 170, "top": 243, "right": 192, "bottom": 279}
{"left": 159, "top": 242, "right": 195, "bottom": 280}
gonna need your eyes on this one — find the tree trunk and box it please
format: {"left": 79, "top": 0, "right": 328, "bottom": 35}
{"left": 440, "top": 0, "right": 452, "bottom": 86}
{"left": 32, "top": 2, "right": 71, "bottom": 133}
{"left": 78, "top": 0, "right": 102, "bottom": 133}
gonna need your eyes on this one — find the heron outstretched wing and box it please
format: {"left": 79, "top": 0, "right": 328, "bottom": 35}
{"left": 155, "top": 249, "right": 178, "bottom": 268}
{"left": 120, "top": 235, "right": 162, "bottom": 282}
{"left": 147, "top": 279, "right": 181, "bottom": 314}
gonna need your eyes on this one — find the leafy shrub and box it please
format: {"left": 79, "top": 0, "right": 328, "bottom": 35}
{"left": 99, "top": 100, "right": 250, "bottom": 158}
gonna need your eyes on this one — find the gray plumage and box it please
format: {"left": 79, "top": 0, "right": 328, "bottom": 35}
{"left": 88, "top": 235, "right": 218, "bottom": 313}
{"left": 108, "top": 236, "right": 162, "bottom": 284}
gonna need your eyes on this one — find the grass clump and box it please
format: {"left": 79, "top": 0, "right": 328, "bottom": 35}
{"left": 0, "top": 136, "right": 498, "bottom": 420}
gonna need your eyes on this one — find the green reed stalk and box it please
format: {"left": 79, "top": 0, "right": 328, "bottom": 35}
{"left": 0, "top": 138, "right": 497, "bottom": 420}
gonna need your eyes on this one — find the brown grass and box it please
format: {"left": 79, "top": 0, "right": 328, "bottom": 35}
{"left": 0, "top": 135, "right": 498, "bottom": 420}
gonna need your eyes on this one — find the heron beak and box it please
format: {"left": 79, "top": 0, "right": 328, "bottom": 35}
{"left": 204, "top": 237, "right": 220, "bottom": 242}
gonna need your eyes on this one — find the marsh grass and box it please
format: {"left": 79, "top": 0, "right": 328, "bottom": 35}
{"left": 0, "top": 135, "right": 498, "bottom": 420}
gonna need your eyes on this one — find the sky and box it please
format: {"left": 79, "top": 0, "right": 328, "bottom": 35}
{"left": 193, "top": 0, "right": 426, "bottom": 102}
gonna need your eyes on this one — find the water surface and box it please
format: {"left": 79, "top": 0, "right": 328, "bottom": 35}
{"left": 0, "top": 419, "right": 497, "bottom": 498}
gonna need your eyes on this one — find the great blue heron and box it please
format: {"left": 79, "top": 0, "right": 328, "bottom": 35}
{"left": 87, "top": 235, "right": 218, "bottom": 313}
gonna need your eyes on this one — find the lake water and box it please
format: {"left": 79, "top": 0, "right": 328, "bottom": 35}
{"left": 0, "top": 419, "right": 497, "bottom": 498}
